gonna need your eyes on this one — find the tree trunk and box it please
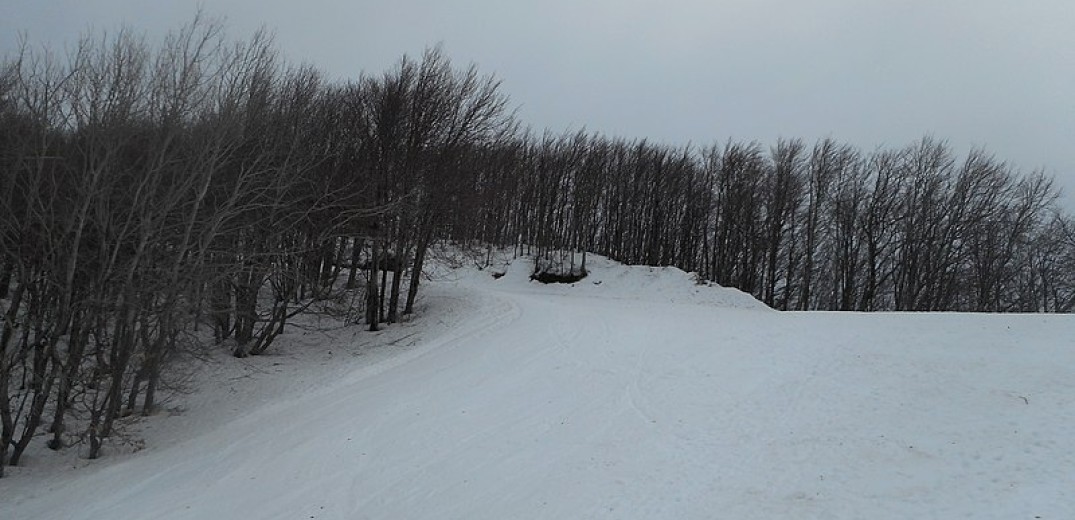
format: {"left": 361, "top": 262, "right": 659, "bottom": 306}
{"left": 347, "top": 237, "right": 362, "bottom": 289}
{"left": 0, "top": 262, "right": 11, "bottom": 299}
{"left": 10, "top": 342, "right": 61, "bottom": 466}
{"left": 387, "top": 242, "right": 407, "bottom": 323}
{"left": 49, "top": 312, "right": 89, "bottom": 450}
{"left": 404, "top": 227, "right": 434, "bottom": 315}
{"left": 366, "top": 237, "right": 380, "bottom": 331}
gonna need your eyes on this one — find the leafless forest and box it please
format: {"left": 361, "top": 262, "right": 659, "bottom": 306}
{"left": 1, "top": 19, "right": 1073, "bottom": 475}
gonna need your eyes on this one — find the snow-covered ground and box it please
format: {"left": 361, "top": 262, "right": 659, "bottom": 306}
{"left": 4, "top": 251, "right": 1074, "bottom": 519}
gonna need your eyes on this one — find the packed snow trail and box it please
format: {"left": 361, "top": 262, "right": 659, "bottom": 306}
{"left": 4, "top": 256, "right": 1074, "bottom": 519}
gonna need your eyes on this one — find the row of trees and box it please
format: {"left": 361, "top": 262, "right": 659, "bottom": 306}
{"left": 0, "top": 19, "right": 511, "bottom": 474}
{"left": 459, "top": 135, "right": 1074, "bottom": 313}
{"left": 2, "top": 18, "right": 1073, "bottom": 475}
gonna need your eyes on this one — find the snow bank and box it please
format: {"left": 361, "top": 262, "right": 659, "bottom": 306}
{"left": 436, "top": 247, "right": 769, "bottom": 311}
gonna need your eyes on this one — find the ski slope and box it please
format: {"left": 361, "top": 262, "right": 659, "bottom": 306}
{"left": 5, "top": 253, "right": 1074, "bottom": 519}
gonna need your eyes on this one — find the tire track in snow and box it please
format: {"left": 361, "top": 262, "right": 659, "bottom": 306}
{"left": 625, "top": 329, "right": 658, "bottom": 427}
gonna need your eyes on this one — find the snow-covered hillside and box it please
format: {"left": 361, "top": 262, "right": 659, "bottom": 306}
{"left": 4, "top": 251, "right": 1074, "bottom": 519}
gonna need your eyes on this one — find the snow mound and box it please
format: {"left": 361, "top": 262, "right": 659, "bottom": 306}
{"left": 436, "top": 248, "right": 769, "bottom": 311}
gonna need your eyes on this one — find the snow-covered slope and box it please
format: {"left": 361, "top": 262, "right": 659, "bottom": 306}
{"left": 4, "top": 252, "right": 1074, "bottom": 519}
{"left": 438, "top": 251, "right": 768, "bottom": 310}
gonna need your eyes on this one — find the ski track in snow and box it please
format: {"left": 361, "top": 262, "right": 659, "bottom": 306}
{"left": 3, "top": 253, "right": 1074, "bottom": 519}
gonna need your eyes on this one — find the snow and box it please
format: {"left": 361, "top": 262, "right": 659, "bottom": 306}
{"left": 3, "top": 251, "right": 1074, "bottom": 519}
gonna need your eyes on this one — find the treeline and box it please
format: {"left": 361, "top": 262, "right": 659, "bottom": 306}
{"left": 2, "top": 18, "right": 1074, "bottom": 474}
{"left": 459, "top": 134, "right": 1075, "bottom": 313}
{"left": 0, "top": 20, "right": 510, "bottom": 472}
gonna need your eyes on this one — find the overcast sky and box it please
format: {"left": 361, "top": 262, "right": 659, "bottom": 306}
{"left": 3, "top": 0, "right": 1074, "bottom": 206}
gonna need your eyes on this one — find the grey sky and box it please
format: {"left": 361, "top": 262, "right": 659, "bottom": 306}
{"left": 3, "top": 0, "right": 1074, "bottom": 206}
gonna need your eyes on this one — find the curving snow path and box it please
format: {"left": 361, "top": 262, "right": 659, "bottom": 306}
{"left": 5, "top": 256, "right": 1075, "bottom": 519}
